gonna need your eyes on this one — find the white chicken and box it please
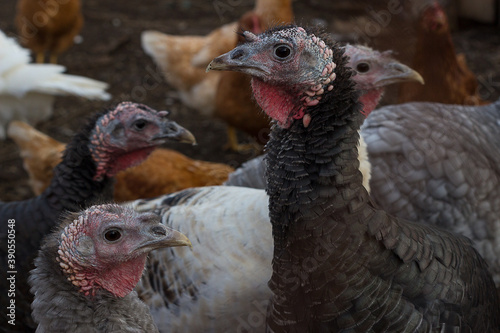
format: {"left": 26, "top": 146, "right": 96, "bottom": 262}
{"left": 0, "top": 30, "right": 110, "bottom": 139}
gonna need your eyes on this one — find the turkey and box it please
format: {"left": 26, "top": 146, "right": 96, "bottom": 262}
{"left": 0, "top": 30, "right": 110, "bottom": 139}
{"left": 130, "top": 186, "right": 272, "bottom": 332}
{"left": 225, "top": 43, "right": 424, "bottom": 190}
{"left": 117, "top": 45, "right": 423, "bottom": 332}
{"left": 223, "top": 44, "right": 500, "bottom": 289}
{"left": 208, "top": 25, "right": 500, "bottom": 331}
{"left": 363, "top": 99, "right": 500, "bottom": 285}
{"left": 29, "top": 203, "right": 191, "bottom": 332}
{"left": 141, "top": 0, "right": 293, "bottom": 151}
{"left": 0, "top": 101, "right": 195, "bottom": 330}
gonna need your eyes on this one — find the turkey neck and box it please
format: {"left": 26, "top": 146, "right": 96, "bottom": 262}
{"left": 44, "top": 129, "right": 113, "bottom": 214}
{"left": 0, "top": 118, "right": 112, "bottom": 330}
{"left": 265, "top": 78, "right": 369, "bottom": 327}
{"left": 266, "top": 87, "right": 366, "bottom": 251}
{"left": 0, "top": 118, "right": 113, "bottom": 245}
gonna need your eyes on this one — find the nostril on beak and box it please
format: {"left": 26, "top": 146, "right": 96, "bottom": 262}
{"left": 393, "top": 63, "right": 406, "bottom": 73}
{"left": 165, "top": 121, "right": 184, "bottom": 134}
{"left": 231, "top": 49, "right": 245, "bottom": 60}
{"left": 152, "top": 226, "right": 167, "bottom": 236}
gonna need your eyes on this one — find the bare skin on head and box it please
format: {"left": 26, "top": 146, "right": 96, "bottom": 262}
{"left": 344, "top": 44, "right": 423, "bottom": 116}
{"left": 88, "top": 101, "right": 196, "bottom": 181}
{"left": 209, "top": 29, "right": 423, "bottom": 126}
{"left": 210, "top": 27, "right": 336, "bottom": 129}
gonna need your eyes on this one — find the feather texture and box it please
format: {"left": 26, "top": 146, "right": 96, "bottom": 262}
{"left": 29, "top": 204, "right": 190, "bottom": 332}
{"left": 363, "top": 98, "right": 500, "bottom": 285}
{"left": 130, "top": 186, "right": 272, "bottom": 332}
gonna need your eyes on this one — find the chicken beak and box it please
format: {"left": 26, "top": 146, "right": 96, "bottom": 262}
{"left": 375, "top": 62, "right": 425, "bottom": 86}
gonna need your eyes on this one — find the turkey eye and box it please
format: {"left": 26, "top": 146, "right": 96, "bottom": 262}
{"left": 274, "top": 45, "right": 291, "bottom": 59}
{"left": 133, "top": 120, "right": 147, "bottom": 130}
{"left": 356, "top": 62, "right": 370, "bottom": 73}
{"left": 104, "top": 229, "right": 121, "bottom": 242}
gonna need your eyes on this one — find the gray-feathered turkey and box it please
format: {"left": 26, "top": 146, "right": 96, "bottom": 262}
{"left": 208, "top": 25, "right": 500, "bottom": 331}
{"left": 29, "top": 203, "right": 191, "bottom": 332}
{"left": 0, "top": 102, "right": 194, "bottom": 330}
{"left": 362, "top": 98, "right": 500, "bottom": 285}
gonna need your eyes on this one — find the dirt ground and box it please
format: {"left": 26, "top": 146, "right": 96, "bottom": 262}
{"left": 0, "top": 0, "right": 499, "bottom": 202}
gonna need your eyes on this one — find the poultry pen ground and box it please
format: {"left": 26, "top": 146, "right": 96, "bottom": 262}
{"left": 0, "top": 0, "right": 499, "bottom": 202}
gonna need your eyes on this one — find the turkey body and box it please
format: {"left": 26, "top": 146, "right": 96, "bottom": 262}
{"left": 363, "top": 98, "right": 500, "bottom": 285}
{"left": 207, "top": 25, "right": 500, "bottom": 332}
{"left": 130, "top": 186, "right": 272, "bottom": 333}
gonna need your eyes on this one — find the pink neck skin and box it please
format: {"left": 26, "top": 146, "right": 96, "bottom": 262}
{"left": 108, "top": 147, "right": 155, "bottom": 176}
{"left": 96, "top": 255, "right": 148, "bottom": 298}
{"left": 92, "top": 146, "right": 155, "bottom": 181}
{"left": 59, "top": 252, "right": 148, "bottom": 298}
{"left": 251, "top": 78, "right": 304, "bottom": 128}
{"left": 252, "top": 78, "right": 383, "bottom": 126}
{"left": 359, "top": 88, "right": 384, "bottom": 117}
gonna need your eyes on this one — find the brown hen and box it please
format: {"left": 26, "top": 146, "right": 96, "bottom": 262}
{"left": 15, "top": 0, "right": 83, "bottom": 63}
{"left": 398, "top": 1, "right": 486, "bottom": 105}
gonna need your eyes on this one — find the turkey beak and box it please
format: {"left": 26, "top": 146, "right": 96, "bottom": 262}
{"left": 207, "top": 45, "right": 271, "bottom": 77}
{"left": 375, "top": 62, "right": 424, "bottom": 86}
{"left": 156, "top": 120, "right": 197, "bottom": 145}
{"left": 139, "top": 225, "right": 192, "bottom": 252}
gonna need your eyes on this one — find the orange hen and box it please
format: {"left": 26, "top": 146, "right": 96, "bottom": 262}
{"left": 398, "top": 1, "right": 485, "bottom": 105}
{"left": 15, "top": 0, "right": 83, "bottom": 63}
{"left": 7, "top": 121, "right": 65, "bottom": 195}
{"left": 7, "top": 121, "right": 234, "bottom": 201}
{"left": 113, "top": 149, "right": 234, "bottom": 202}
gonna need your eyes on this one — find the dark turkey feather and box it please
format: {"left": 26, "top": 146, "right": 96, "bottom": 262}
{"left": 226, "top": 98, "right": 500, "bottom": 289}
{"left": 0, "top": 111, "right": 110, "bottom": 330}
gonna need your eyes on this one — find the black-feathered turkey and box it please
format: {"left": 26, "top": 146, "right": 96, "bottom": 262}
{"left": 208, "top": 25, "right": 500, "bottom": 332}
